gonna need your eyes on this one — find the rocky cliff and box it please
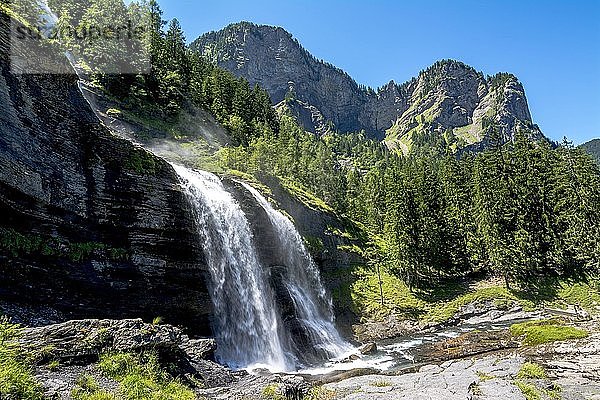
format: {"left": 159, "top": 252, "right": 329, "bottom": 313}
{"left": 0, "top": 15, "right": 214, "bottom": 333}
{"left": 191, "top": 22, "right": 544, "bottom": 152}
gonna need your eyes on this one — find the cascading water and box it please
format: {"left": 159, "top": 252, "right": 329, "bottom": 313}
{"left": 239, "top": 182, "right": 354, "bottom": 362}
{"left": 173, "top": 164, "right": 294, "bottom": 371}
{"left": 173, "top": 163, "right": 353, "bottom": 372}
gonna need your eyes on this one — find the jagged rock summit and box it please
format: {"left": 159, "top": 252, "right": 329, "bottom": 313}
{"left": 191, "top": 22, "right": 545, "bottom": 152}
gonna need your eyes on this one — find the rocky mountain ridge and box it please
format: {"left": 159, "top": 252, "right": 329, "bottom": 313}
{"left": 192, "top": 22, "right": 545, "bottom": 153}
{"left": 580, "top": 138, "right": 600, "bottom": 163}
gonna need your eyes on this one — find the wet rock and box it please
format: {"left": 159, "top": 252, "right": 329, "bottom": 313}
{"left": 414, "top": 329, "right": 520, "bottom": 363}
{"left": 352, "top": 315, "right": 418, "bottom": 342}
{"left": 188, "top": 359, "right": 237, "bottom": 387}
{"left": 359, "top": 342, "right": 377, "bottom": 355}
{"left": 180, "top": 336, "right": 217, "bottom": 362}
{"left": 324, "top": 356, "right": 525, "bottom": 400}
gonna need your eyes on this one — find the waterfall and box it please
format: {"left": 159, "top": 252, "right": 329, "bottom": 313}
{"left": 173, "top": 163, "right": 353, "bottom": 372}
{"left": 173, "top": 165, "right": 294, "bottom": 372}
{"left": 239, "top": 182, "right": 354, "bottom": 362}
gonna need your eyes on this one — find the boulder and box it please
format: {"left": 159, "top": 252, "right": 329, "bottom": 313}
{"left": 359, "top": 342, "right": 377, "bottom": 355}
{"left": 20, "top": 319, "right": 183, "bottom": 363}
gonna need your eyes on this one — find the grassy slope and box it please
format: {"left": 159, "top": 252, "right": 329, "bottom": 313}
{"left": 335, "top": 264, "right": 600, "bottom": 324}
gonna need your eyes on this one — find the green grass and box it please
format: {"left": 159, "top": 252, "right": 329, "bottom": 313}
{"left": 510, "top": 319, "right": 588, "bottom": 346}
{"left": 280, "top": 178, "right": 334, "bottom": 213}
{"left": 348, "top": 265, "right": 537, "bottom": 323}
{"left": 47, "top": 360, "right": 60, "bottom": 371}
{"left": 554, "top": 281, "right": 600, "bottom": 312}
{"left": 72, "top": 374, "right": 117, "bottom": 400}
{"left": 0, "top": 317, "right": 43, "bottom": 400}
{"left": 98, "top": 352, "right": 196, "bottom": 400}
{"left": 423, "top": 286, "right": 532, "bottom": 324}
{"left": 517, "top": 363, "right": 547, "bottom": 380}
{"left": 347, "top": 259, "right": 600, "bottom": 324}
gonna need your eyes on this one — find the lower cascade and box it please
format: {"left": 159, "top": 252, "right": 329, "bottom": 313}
{"left": 239, "top": 181, "right": 354, "bottom": 362}
{"left": 173, "top": 164, "right": 352, "bottom": 372}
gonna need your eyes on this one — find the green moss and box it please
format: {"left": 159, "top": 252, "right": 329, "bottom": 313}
{"left": 370, "top": 380, "right": 392, "bottom": 387}
{"left": 0, "top": 227, "right": 128, "bottom": 263}
{"left": 545, "top": 383, "right": 562, "bottom": 399}
{"left": 476, "top": 371, "right": 495, "bottom": 381}
{"left": 517, "top": 363, "right": 547, "bottom": 380}
{"left": 510, "top": 319, "right": 588, "bottom": 346}
{"left": 0, "top": 317, "right": 43, "bottom": 400}
{"left": 124, "top": 149, "right": 158, "bottom": 175}
{"left": 69, "top": 242, "right": 106, "bottom": 262}
{"left": 515, "top": 381, "right": 541, "bottom": 400}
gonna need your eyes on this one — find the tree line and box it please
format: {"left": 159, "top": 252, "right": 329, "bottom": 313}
{"left": 221, "top": 120, "right": 600, "bottom": 292}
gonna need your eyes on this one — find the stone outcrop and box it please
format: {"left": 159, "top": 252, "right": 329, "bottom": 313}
{"left": 323, "top": 356, "right": 527, "bottom": 400}
{"left": 0, "top": 15, "right": 212, "bottom": 333}
{"left": 20, "top": 319, "right": 185, "bottom": 362}
{"left": 192, "top": 22, "right": 545, "bottom": 151}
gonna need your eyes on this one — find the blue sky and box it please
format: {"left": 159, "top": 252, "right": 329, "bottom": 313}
{"left": 158, "top": 0, "right": 599, "bottom": 144}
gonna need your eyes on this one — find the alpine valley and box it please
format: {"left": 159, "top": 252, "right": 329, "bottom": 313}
{"left": 1, "top": 2, "right": 599, "bottom": 400}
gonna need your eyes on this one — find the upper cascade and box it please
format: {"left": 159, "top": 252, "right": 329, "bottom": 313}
{"left": 191, "top": 23, "right": 545, "bottom": 151}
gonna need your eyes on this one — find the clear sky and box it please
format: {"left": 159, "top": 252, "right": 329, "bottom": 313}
{"left": 157, "top": 0, "right": 599, "bottom": 144}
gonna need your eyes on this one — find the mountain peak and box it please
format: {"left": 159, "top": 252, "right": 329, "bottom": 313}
{"left": 192, "top": 22, "right": 544, "bottom": 151}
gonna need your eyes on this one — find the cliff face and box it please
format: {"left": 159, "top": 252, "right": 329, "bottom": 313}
{"left": 192, "top": 22, "right": 544, "bottom": 150}
{"left": 0, "top": 16, "right": 212, "bottom": 332}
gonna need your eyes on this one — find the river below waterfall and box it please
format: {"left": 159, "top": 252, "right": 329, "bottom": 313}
{"left": 297, "top": 318, "right": 529, "bottom": 377}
